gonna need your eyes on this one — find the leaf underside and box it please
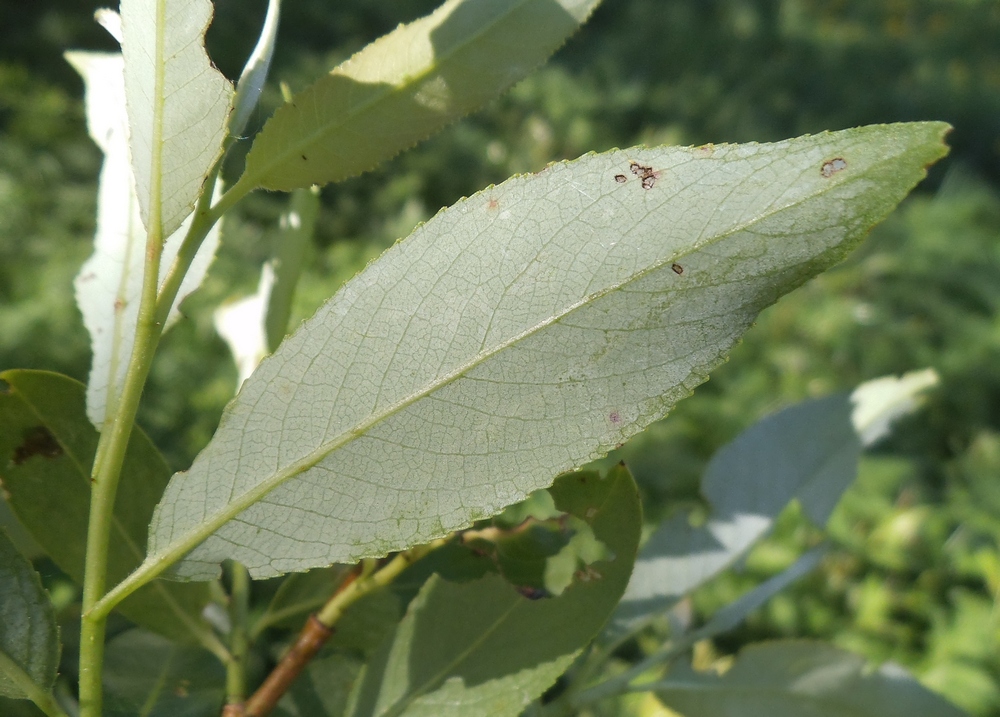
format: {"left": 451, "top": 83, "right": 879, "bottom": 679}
{"left": 149, "top": 122, "right": 950, "bottom": 581}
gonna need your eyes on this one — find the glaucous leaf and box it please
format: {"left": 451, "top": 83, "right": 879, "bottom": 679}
{"left": 0, "top": 370, "right": 213, "bottom": 644}
{"left": 67, "top": 49, "right": 223, "bottom": 428}
{"left": 654, "top": 641, "right": 967, "bottom": 717}
{"left": 120, "top": 0, "right": 233, "bottom": 239}
{"left": 148, "top": 123, "right": 949, "bottom": 580}
{"left": 612, "top": 368, "right": 940, "bottom": 634}
{"left": 0, "top": 529, "right": 58, "bottom": 702}
{"left": 346, "top": 465, "right": 640, "bottom": 717}
{"left": 240, "top": 0, "right": 601, "bottom": 191}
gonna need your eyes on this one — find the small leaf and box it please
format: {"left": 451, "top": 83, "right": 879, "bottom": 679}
{"left": 612, "top": 368, "right": 941, "bottom": 634}
{"left": 103, "top": 629, "right": 225, "bottom": 717}
{"left": 0, "top": 370, "right": 212, "bottom": 643}
{"left": 654, "top": 641, "right": 968, "bottom": 717}
{"left": 214, "top": 263, "right": 276, "bottom": 389}
{"left": 347, "top": 465, "right": 640, "bottom": 717}
{"left": 120, "top": 0, "right": 233, "bottom": 239}
{"left": 229, "top": 0, "right": 282, "bottom": 138}
{"left": 149, "top": 123, "right": 949, "bottom": 580}
{"left": 266, "top": 187, "right": 321, "bottom": 353}
{"left": 67, "top": 49, "right": 223, "bottom": 428}
{"left": 240, "top": 0, "right": 601, "bottom": 191}
{"left": 0, "top": 529, "right": 58, "bottom": 702}
{"left": 850, "top": 368, "right": 939, "bottom": 447}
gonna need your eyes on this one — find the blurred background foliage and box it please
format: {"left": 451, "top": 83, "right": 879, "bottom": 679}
{"left": 1, "top": 0, "right": 999, "bottom": 714}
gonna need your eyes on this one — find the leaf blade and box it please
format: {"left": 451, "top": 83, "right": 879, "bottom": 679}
{"left": 0, "top": 530, "right": 58, "bottom": 702}
{"left": 0, "top": 371, "right": 212, "bottom": 643}
{"left": 241, "top": 0, "right": 601, "bottom": 191}
{"left": 348, "top": 466, "right": 640, "bottom": 717}
{"left": 654, "top": 641, "right": 967, "bottom": 717}
{"left": 121, "top": 0, "right": 233, "bottom": 239}
{"left": 151, "top": 123, "right": 950, "bottom": 580}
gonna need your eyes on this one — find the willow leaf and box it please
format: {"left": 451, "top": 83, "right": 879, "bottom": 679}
{"left": 240, "top": 0, "right": 601, "bottom": 191}
{"left": 148, "top": 122, "right": 949, "bottom": 580}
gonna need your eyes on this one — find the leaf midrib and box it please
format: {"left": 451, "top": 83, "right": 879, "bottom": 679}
{"left": 151, "top": 141, "right": 894, "bottom": 569}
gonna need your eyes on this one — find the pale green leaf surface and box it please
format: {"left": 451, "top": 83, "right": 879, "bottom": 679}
{"left": 68, "top": 49, "right": 223, "bottom": 428}
{"left": 612, "top": 368, "right": 940, "bottom": 634}
{"left": 120, "top": 0, "right": 232, "bottom": 239}
{"left": 347, "top": 466, "right": 640, "bottom": 717}
{"left": 240, "top": 0, "right": 601, "bottom": 191}
{"left": 0, "top": 529, "right": 58, "bottom": 700}
{"left": 229, "top": 0, "right": 281, "bottom": 138}
{"left": 654, "top": 641, "right": 967, "bottom": 717}
{"left": 0, "top": 371, "right": 212, "bottom": 643}
{"left": 150, "top": 123, "right": 949, "bottom": 580}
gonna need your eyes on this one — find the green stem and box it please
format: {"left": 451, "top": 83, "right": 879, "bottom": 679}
{"left": 78, "top": 170, "right": 255, "bottom": 717}
{"left": 79, "top": 214, "right": 166, "bottom": 717}
{"left": 226, "top": 562, "right": 252, "bottom": 708}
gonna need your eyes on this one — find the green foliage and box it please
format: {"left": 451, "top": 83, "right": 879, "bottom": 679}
{"left": 0, "top": 1, "right": 990, "bottom": 716}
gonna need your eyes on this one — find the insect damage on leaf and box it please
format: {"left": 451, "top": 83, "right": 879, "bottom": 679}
{"left": 671, "top": 263, "right": 684, "bottom": 275}
{"left": 628, "top": 161, "right": 661, "bottom": 189}
{"left": 12, "top": 426, "right": 63, "bottom": 465}
{"left": 821, "top": 157, "right": 848, "bottom": 177}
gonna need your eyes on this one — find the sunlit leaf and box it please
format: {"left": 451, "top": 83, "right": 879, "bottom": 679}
{"left": 148, "top": 123, "right": 949, "bottom": 580}
{"left": 240, "top": 0, "right": 601, "bottom": 191}
{"left": 67, "top": 49, "right": 223, "bottom": 428}
{"left": 120, "top": 0, "right": 233, "bottom": 239}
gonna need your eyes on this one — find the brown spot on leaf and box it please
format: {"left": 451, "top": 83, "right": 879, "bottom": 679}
{"left": 671, "top": 263, "right": 684, "bottom": 275}
{"left": 515, "top": 586, "right": 549, "bottom": 600}
{"left": 629, "top": 161, "right": 661, "bottom": 190}
{"left": 113, "top": 298, "right": 126, "bottom": 313}
{"left": 12, "top": 426, "right": 62, "bottom": 465}
{"left": 694, "top": 143, "right": 715, "bottom": 157}
{"left": 609, "top": 410, "right": 622, "bottom": 425}
{"left": 821, "top": 157, "right": 847, "bottom": 178}
{"left": 614, "top": 174, "right": 627, "bottom": 184}
{"left": 486, "top": 197, "right": 499, "bottom": 211}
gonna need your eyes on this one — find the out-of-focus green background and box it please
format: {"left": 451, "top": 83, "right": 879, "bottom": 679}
{"left": 2, "top": 0, "right": 999, "bottom": 714}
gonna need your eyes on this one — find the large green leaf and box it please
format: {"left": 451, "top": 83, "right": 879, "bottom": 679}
{"left": 148, "top": 123, "right": 949, "bottom": 581}
{"left": 345, "top": 465, "right": 640, "bottom": 717}
{"left": 610, "top": 369, "right": 940, "bottom": 634}
{"left": 0, "top": 371, "right": 213, "bottom": 644}
{"left": 239, "top": 0, "right": 601, "bottom": 191}
{"left": 120, "top": 0, "right": 232, "bottom": 239}
{"left": 654, "top": 641, "right": 967, "bottom": 717}
{"left": 0, "top": 529, "right": 58, "bottom": 705}
{"left": 103, "top": 629, "right": 225, "bottom": 717}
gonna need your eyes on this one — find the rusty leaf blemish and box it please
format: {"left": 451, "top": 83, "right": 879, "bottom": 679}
{"left": 113, "top": 298, "right": 126, "bottom": 313}
{"left": 12, "top": 426, "right": 62, "bottom": 465}
{"left": 614, "top": 173, "right": 627, "bottom": 184}
{"left": 486, "top": 197, "right": 499, "bottom": 211}
{"left": 821, "top": 157, "right": 847, "bottom": 178}
{"left": 629, "top": 161, "right": 661, "bottom": 190}
{"left": 516, "top": 586, "right": 549, "bottom": 600}
{"left": 694, "top": 143, "right": 715, "bottom": 157}
{"left": 671, "top": 263, "right": 684, "bottom": 275}
{"left": 609, "top": 410, "right": 622, "bottom": 425}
